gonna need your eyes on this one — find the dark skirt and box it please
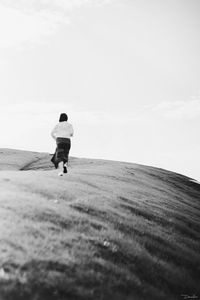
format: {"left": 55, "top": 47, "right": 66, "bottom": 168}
{"left": 51, "top": 138, "right": 71, "bottom": 168}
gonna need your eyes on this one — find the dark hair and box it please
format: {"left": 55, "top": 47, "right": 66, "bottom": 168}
{"left": 59, "top": 113, "right": 68, "bottom": 122}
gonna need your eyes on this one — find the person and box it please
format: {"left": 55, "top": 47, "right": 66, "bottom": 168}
{"left": 51, "top": 113, "right": 74, "bottom": 176}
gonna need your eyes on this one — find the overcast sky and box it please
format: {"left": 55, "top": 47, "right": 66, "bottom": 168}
{"left": 0, "top": 0, "right": 200, "bottom": 181}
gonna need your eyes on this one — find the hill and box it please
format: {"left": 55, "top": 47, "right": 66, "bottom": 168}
{"left": 0, "top": 148, "right": 199, "bottom": 300}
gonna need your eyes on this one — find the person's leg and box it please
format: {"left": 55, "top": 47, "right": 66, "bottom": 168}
{"left": 63, "top": 163, "right": 67, "bottom": 174}
{"left": 63, "top": 141, "right": 71, "bottom": 173}
{"left": 51, "top": 151, "right": 58, "bottom": 168}
{"left": 58, "top": 161, "right": 64, "bottom": 176}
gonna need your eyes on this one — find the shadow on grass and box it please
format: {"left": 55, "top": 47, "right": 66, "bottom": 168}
{"left": 119, "top": 198, "right": 200, "bottom": 240}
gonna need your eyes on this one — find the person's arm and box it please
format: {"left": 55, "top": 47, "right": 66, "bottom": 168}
{"left": 70, "top": 124, "right": 74, "bottom": 137}
{"left": 51, "top": 124, "right": 58, "bottom": 140}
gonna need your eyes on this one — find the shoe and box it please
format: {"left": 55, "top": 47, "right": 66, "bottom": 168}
{"left": 58, "top": 172, "right": 63, "bottom": 176}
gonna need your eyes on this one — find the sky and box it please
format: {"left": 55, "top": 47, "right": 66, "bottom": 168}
{"left": 0, "top": 0, "right": 200, "bottom": 181}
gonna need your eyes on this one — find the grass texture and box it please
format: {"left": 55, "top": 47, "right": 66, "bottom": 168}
{"left": 0, "top": 149, "right": 199, "bottom": 300}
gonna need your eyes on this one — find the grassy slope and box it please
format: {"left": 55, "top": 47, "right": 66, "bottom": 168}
{"left": 0, "top": 149, "right": 199, "bottom": 300}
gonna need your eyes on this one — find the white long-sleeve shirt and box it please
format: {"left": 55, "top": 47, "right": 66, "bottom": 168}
{"left": 51, "top": 121, "right": 74, "bottom": 140}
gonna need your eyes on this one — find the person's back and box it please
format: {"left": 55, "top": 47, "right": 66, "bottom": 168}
{"left": 51, "top": 121, "right": 74, "bottom": 140}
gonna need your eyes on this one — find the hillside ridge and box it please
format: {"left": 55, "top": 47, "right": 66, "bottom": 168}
{"left": 0, "top": 147, "right": 198, "bottom": 181}
{"left": 0, "top": 148, "right": 199, "bottom": 300}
